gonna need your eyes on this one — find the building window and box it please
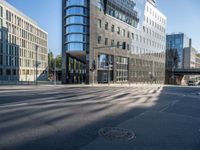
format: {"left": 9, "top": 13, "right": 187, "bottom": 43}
{"left": 116, "top": 57, "right": 128, "bottom": 82}
{"left": 97, "top": 19, "right": 101, "bottom": 28}
{"left": 12, "top": 69, "right": 16, "bottom": 76}
{"left": 0, "top": 55, "right": 2, "bottom": 65}
{"left": 105, "top": 38, "right": 108, "bottom": 45}
{"left": 66, "top": 16, "right": 88, "bottom": 25}
{"left": 117, "top": 42, "right": 120, "bottom": 48}
{"left": 0, "top": 6, "right": 3, "bottom": 17}
{"left": 117, "top": 27, "right": 120, "bottom": 35}
{"left": 111, "top": 40, "right": 114, "bottom": 46}
{"left": 0, "top": 68, "right": 2, "bottom": 75}
{"left": 111, "top": 25, "right": 114, "bottom": 32}
{"left": 127, "top": 32, "right": 130, "bottom": 38}
{"left": 0, "top": 31, "right": 2, "bottom": 42}
{"left": 143, "top": 26, "right": 145, "bottom": 32}
{"left": 97, "top": 36, "right": 101, "bottom": 44}
{"left": 67, "top": 34, "right": 88, "bottom": 43}
{"left": 97, "top": 0, "right": 104, "bottom": 11}
{"left": 6, "top": 69, "right": 11, "bottom": 75}
{"left": 132, "top": 33, "right": 134, "bottom": 40}
{"left": 127, "top": 44, "right": 130, "bottom": 50}
{"left": 106, "top": 2, "right": 139, "bottom": 28}
{"left": 105, "top": 22, "right": 108, "bottom": 30}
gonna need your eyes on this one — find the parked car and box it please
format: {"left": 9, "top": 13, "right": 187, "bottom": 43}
{"left": 188, "top": 80, "right": 196, "bottom": 86}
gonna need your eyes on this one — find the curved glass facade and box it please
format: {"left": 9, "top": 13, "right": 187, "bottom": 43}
{"left": 64, "top": 0, "right": 89, "bottom": 52}
{"left": 66, "top": 0, "right": 88, "bottom": 7}
{"left": 66, "top": 25, "right": 88, "bottom": 33}
{"left": 66, "top": 7, "right": 89, "bottom": 16}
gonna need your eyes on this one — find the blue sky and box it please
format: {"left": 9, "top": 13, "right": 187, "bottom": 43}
{"left": 6, "top": 0, "right": 200, "bottom": 54}
{"left": 157, "top": 0, "right": 200, "bottom": 51}
{"left": 7, "top": 0, "right": 62, "bottom": 56}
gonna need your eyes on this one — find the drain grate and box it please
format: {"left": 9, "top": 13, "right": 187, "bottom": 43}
{"left": 98, "top": 127, "right": 136, "bottom": 141}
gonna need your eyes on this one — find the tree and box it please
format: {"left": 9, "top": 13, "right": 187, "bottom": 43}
{"left": 48, "top": 51, "right": 55, "bottom": 80}
{"left": 55, "top": 55, "right": 62, "bottom": 69}
{"left": 48, "top": 51, "right": 62, "bottom": 80}
{"left": 48, "top": 51, "right": 54, "bottom": 71}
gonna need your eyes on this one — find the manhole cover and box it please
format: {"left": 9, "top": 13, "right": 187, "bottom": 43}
{"left": 98, "top": 127, "right": 136, "bottom": 141}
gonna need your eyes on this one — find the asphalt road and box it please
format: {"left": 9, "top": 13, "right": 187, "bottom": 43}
{"left": 0, "top": 85, "right": 200, "bottom": 150}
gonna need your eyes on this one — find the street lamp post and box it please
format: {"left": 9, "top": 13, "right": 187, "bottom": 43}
{"left": 172, "top": 66, "right": 175, "bottom": 85}
{"left": 54, "top": 57, "right": 57, "bottom": 85}
{"left": 107, "top": 47, "right": 111, "bottom": 86}
{"left": 152, "top": 59, "right": 155, "bottom": 83}
{"left": 11, "top": 57, "right": 15, "bottom": 82}
{"left": 35, "top": 45, "right": 38, "bottom": 85}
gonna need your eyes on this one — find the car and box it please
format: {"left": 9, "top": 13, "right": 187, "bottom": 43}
{"left": 196, "top": 81, "right": 200, "bottom": 86}
{"left": 188, "top": 80, "right": 196, "bottom": 86}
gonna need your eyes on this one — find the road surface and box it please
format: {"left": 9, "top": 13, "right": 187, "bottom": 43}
{"left": 0, "top": 85, "right": 200, "bottom": 150}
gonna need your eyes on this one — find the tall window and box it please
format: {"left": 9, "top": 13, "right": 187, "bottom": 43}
{"left": 105, "top": 22, "right": 108, "bottom": 30}
{"left": 0, "top": 55, "right": 2, "bottom": 65}
{"left": 97, "top": 19, "right": 102, "bottom": 28}
{"left": 105, "top": 38, "right": 108, "bottom": 45}
{"left": 0, "top": 68, "right": 2, "bottom": 75}
{"left": 97, "top": 36, "right": 101, "bottom": 44}
{"left": 111, "top": 40, "right": 114, "bottom": 46}
{"left": 117, "top": 27, "right": 120, "bottom": 35}
{"left": 0, "top": 6, "right": 3, "bottom": 17}
{"left": 111, "top": 25, "right": 114, "bottom": 32}
{"left": 116, "top": 57, "right": 128, "bottom": 82}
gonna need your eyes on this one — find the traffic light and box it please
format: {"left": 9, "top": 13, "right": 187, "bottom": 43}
{"left": 122, "top": 42, "right": 126, "bottom": 50}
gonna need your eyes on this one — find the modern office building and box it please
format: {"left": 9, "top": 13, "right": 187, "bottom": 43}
{"left": 195, "top": 54, "right": 200, "bottom": 68}
{"left": 62, "top": 0, "right": 167, "bottom": 84}
{"left": 166, "top": 33, "right": 190, "bottom": 68}
{"left": 0, "top": 0, "right": 48, "bottom": 81}
{"left": 183, "top": 47, "right": 198, "bottom": 69}
{"left": 166, "top": 33, "right": 200, "bottom": 85}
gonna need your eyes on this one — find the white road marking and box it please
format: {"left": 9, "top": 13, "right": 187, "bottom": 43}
{"left": 160, "top": 100, "right": 180, "bottom": 112}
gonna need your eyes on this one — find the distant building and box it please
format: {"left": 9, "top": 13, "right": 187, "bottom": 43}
{"left": 183, "top": 47, "right": 197, "bottom": 69}
{"left": 0, "top": 0, "right": 48, "bottom": 81}
{"left": 166, "top": 33, "right": 190, "bottom": 68}
{"left": 62, "top": 0, "right": 167, "bottom": 84}
{"left": 195, "top": 54, "right": 200, "bottom": 68}
{"left": 166, "top": 33, "right": 200, "bottom": 85}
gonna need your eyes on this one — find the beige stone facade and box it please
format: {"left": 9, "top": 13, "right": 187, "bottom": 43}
{"left": 0, "top": 0, "right": 48, "bottom": 81}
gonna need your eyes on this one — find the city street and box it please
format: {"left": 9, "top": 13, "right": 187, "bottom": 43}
{"left": 0, "top": 85, "right": 200, "bottom": 150}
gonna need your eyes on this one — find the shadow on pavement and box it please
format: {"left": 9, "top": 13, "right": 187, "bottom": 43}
{"left": 0, "top": 86, "right": 200, "bottom": 150}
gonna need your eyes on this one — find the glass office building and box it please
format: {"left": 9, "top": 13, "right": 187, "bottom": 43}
{"left": 166, "top": 33, "right": 190, "bottom": 68}
{"left": 62, "top": 0, "right": 167, "bottom": 84}
{"left": 65, "top": 0, "right": 89, "bottom": 52}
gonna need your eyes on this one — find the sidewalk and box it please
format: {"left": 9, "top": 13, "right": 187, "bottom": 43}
{"left": 0, "top": 83, "right": 176, "bottom": 90}
{"left": 43, "top": 83, "right": 164, "bottom": 88}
